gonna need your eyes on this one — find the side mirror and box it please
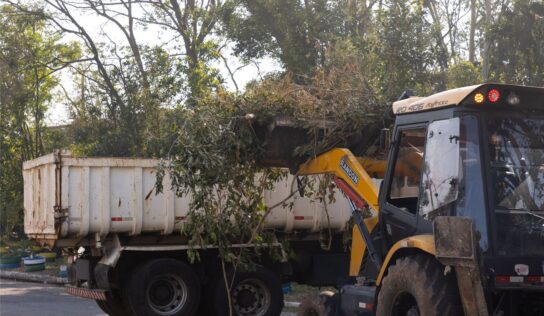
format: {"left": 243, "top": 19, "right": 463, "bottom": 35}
{"left": 379, "top": 128, "right": 391, "bottom": 151}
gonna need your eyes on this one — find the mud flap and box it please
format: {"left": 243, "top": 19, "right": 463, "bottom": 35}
{"left": 65, "top": 285, "right": 107, "bottom": 300}
{"left": 433, "top": 216, "right": 489, "bottom": 316}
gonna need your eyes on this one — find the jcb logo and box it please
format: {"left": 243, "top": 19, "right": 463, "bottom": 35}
{"left": 340, "top": 158, "right": 359, "bottom": 185}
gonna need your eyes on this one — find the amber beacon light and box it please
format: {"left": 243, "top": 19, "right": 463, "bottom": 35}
{"left": 474, "top": 92, "right": 485, "bottom": 104}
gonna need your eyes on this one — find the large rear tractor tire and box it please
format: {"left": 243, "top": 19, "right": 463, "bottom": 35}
{"left": 124, "top": 258, "right": 201, "bottom": 316}
{"left": 213, "top": 266, "right": 284, "bottom": 316}
{"left": 376, "top": 255, "right": 463, "bottom": 316}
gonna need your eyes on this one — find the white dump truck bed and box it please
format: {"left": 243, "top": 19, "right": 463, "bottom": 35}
{"left": 23, "top": 151, "right": 351, "bottom": 244}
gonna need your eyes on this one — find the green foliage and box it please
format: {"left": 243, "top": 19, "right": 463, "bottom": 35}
{"left": 147, "top": 0, "right": 229, "bottom": 106}
{"left": 0, "top": 147, "right": 23, "bottom": 236}
{"left": 487, "top": 0, "right": 544, "bottom": 85}
{"left": 368, "top": 1, "right": 439, "bottom": 99}
{"left": 225, "top": 0, "right": 469, "bottom": 99}
{"left": 156, "top": 96, "right": 288, "bottom": 266}
{"left": 0, "top": 5, "right": 79, "bottom": 235}
{"left": 67, "top": 46, "right": 180, "bottom": 158}
{"left": 159, "top": 53, "right": 383, "bottom": 265}
{"left": 181, "top": 48, "right": 223, "bottom": 107}
{"left": 224, "top": 0, "right": 346, "bottom": 76}
{"left": 446, "top": 61, "right": 482, "bottom": 89}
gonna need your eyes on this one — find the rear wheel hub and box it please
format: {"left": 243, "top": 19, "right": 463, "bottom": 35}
{"left": 232, "top": 279, "right": 271, "bottom": 316}
{"left": 147, "top": 274, "right": 188, "bottom": 315}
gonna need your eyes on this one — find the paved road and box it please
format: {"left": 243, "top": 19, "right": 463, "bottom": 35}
{"left": 0, "top": 279, "right": 104, "bottom": 316}
{"left": 0, "top": 279, "right": 297, "bottom": 316}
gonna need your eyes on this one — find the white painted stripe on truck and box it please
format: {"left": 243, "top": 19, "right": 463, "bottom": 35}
{"left": 294, "top": 216, "right": 314, "bottom": 220}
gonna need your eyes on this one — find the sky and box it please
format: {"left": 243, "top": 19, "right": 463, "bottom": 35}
{"left": 45, "top": 2, "right": 281, "bottom": 125}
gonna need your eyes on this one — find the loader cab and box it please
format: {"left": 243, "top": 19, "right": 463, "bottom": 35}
{"left": 379, "top": 84, "right": 544, "bottom": 290}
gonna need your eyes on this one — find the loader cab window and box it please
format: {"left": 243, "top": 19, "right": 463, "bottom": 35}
{"left": 488, "top": 114, "right": 544, "bottom": 256}
{"left": 388, "top": 128, "right": 426, "bottom": 213}
{"left": 415, "top": 116, "right": 488, "bottom": 251}
{"left": 419, "top": 118, "right": 461, "bottom": 217}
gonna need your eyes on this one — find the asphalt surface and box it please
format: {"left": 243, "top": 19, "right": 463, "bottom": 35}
{"left": 0, "top": 279, "right": 105, "bottom": 316}
{"left": 0, "top": 279, "right": 297, "bottom": 316}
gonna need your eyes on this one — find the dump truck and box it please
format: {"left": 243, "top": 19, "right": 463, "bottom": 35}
{"left": 24, "top": 83, "right": 544, "bottom": 316}
{"left": 23, "top": 151, "right": 357, "bottom": 316}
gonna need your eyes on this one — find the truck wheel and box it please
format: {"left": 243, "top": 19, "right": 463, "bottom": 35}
{"left": 213, "top": 266, "right": 284, "bottom": 316}
{"left": 124, "top": 258, "right": 201, "bottom": 316}
{"left": 95, "top": 290, "right": 131, "bottom": 316}
{"left": 376, "top": 255, "right": 462, "bottom": 316}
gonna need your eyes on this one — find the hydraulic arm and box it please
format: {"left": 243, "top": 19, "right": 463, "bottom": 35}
{"left": 296, "top": 148, "right": 382, "bottom": 273}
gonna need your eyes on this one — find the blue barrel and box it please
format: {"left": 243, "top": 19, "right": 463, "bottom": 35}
{"left": 0, "top": 262, "right": 20, "bottom": 269}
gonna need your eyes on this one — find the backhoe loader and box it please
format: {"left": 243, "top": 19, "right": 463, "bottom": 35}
{"left": 295, "top": 84, "right": 544, "bottom": 316}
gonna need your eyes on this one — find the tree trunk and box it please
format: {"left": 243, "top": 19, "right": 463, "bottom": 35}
{"left": 481, "top": 0, "right": 492, "bottom": 80}
{"left": 426, "top": 0, "right": 449, "bottom": 71}
{"left": 468, "top": 0, "right": 476, "bottom": 63}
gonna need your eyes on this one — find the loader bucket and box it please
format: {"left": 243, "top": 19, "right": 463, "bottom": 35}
{"left": 252, "top": 116, "right": 334, "bottom": 171}
{"left": 252, "top": 116, "right": 383, "bottom": 172}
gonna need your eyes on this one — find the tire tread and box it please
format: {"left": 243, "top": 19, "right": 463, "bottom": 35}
{"left": 377, "top": 255, "right": 463, "bottom": 316}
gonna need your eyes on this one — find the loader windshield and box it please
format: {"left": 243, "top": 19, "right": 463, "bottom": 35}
{"left": 488, "top": 115, "right": 544, "bottom": 256}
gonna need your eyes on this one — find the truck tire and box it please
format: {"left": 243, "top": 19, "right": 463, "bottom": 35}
{"left": 376, "top": 255, "right": 462, "bottom": 316}
{"left": 95, "top": 290, "right": 131, "bottom": 316}
{"left": 96, "top": 300, "right": 115, "bottom": 316}
{"left": 213, "top": 266, "right": 284, "bottom": 316}
{"left": 124, "top": 258, "right": 201, "bottom": 316}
